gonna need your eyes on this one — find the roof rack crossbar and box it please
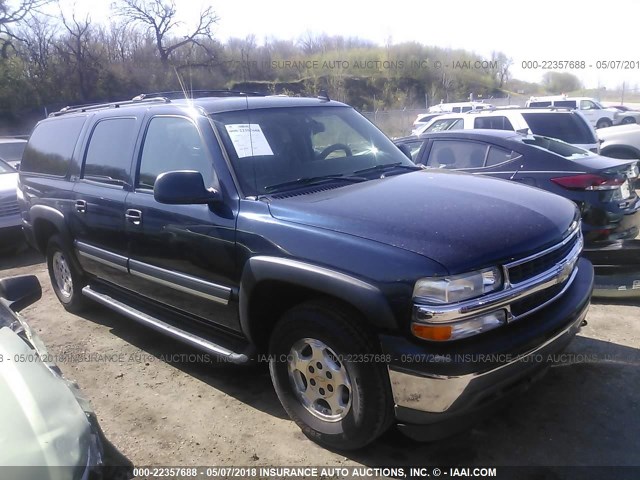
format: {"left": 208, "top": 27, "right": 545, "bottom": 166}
{"left": 50, "top": 97, "right": 171, "bottom": 117}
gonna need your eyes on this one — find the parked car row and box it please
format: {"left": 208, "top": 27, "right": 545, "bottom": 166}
{"left": 411, "top": 107, "right": 601, "bottom": 151}
{"left": 526, "top": 96, "right": 620, "bottom": 129}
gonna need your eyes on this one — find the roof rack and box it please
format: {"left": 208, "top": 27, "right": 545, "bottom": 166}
{"left": 49, "top": 97, "right": 171, "bottom": 117}
{"left": 462, "top": 105, "right": 575, "bottom": 114}
{"left": 132, "top": 89, "right": 267, "bottom": 101}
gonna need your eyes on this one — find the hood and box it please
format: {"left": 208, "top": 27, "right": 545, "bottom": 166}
{"left": 598, "top": 123, "right": 640, "bottom": 140}
{"left": 267, "top": 170, "right": 577, "bottom": 273}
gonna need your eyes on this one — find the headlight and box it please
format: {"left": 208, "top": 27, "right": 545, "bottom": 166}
{"left": 413, "top": 266, "right": 502, "bottom": 304}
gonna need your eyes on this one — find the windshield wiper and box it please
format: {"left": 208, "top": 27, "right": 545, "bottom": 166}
{"left": 354, "top": 162, "right": 422, "bottom": 175}
{"left": 264, "top": 174, "right": 366, "bottom": 193}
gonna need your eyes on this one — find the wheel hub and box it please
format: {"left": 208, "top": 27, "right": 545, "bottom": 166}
{"left": 52, "top": 251, "right": 73, "bottom": 299}
{"left": 287, "top": 338, "right": 352, "bottom": 422}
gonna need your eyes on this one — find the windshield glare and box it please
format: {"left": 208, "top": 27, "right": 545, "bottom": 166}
{"left": 212, "top": 106, "right": 413, "bottom": 196}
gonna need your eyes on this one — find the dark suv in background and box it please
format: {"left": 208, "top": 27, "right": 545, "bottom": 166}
{"left": 18, "top": 91, "right": 593, "bottom": 449}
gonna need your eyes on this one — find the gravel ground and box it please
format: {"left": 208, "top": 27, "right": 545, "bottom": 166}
{"left": 1, "top": 249, "right": 639, "bottom": 476}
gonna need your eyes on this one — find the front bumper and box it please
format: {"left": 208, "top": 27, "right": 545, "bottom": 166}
{"left": 381, "top": 258, "right": 593, "bottom": 440}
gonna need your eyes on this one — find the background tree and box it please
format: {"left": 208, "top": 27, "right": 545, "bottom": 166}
{"left": 542, "top": 71, "right": 582, "bottom": 94}
{"left": 0, "top": 0, "right": 50, "bottom": 56}
{"left": 113, "top": 0, "right": 218, "bottom": 67}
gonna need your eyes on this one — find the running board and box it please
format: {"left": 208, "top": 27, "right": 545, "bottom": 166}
{"left": 82, "top": 286, "right": 250, "bottom": 363}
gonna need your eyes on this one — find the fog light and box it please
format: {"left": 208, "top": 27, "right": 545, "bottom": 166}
{"left": 412, "top": 310, "right": 507, "bottom": 341}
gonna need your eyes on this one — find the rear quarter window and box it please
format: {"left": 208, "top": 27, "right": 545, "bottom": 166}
{"left": 21, "top": 116, "right": 87, "bottom": 176}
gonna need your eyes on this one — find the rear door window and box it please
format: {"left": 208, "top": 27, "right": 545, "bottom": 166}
{"left": 486, "top": 146, "right": 520, "bottom": 166}
{"left": 83, "top": 118, "right": 137, "bottom": 185}
{"left": 427, "top": 140, "right": 488, "bottom": 169}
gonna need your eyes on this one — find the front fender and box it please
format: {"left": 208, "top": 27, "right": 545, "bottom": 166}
{"left": 239, "top": 256, "right": 398, "bottom": 341}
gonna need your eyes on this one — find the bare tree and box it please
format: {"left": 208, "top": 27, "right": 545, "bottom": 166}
{"left": 113, "top": 0, "right": 218, "bottom": 66}
{"left": 491, "top": 51, "right": 513, "bottom": 89}
{"left": 56, "top": 11, "right": 99, "bottom": 101}
{"left": 0, "top": 0, "right": 51, "bottom": 56}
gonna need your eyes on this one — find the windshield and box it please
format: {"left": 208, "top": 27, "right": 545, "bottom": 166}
{"left": 523, "top": 135, "right": 595, "bottom": 160}
{"left": 0, "top": 158, "right": 15, "bottom": 174}
{"left": 211, "top": 106, "right": 414, "bottom": 196}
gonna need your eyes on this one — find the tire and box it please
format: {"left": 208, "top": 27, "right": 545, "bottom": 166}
{"left": 269, "top": 300, "right": 394, "bottom": 450}
{"left": 621, "top": 116, "right": 636, "bottom": 125}
{"left": 596, "top": 118, "right": 613, "bottom": 129}
{"left": 46, "top": 234, "right": 89, "bottom": 313}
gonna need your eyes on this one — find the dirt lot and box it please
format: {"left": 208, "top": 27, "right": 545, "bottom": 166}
{"left": 1, "top": 249, "right": 639, "bottom": 474}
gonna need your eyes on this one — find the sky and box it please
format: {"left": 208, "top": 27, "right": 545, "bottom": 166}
{"left": 54, "top": 0, "right": 640, "bottom": 91}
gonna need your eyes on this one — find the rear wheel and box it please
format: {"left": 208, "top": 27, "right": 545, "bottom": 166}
{"left": 269, "top": 300, "right": 393, "bottom": 450}
{"left": 46, "top": 235, "right": 89, "bottom": 312}
{"left": 621, "top": 116, "right": 636, "bottom": 125}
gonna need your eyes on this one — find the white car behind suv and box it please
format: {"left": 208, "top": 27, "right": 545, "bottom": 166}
{"left": 526, "top": 96, "right": 619, "bottom": 129}
{"left": 414, "top": 108, "right": 600, "bottom": 152}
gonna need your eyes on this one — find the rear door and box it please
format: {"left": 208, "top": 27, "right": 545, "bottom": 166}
{"left": 124, "top": 114, "right": 240, "bottom": 330}
{"left": 71, "top": 115, "right": 141, "bottom": 285}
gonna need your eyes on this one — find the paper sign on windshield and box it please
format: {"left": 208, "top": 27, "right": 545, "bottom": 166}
{"left": 225, "top": 124, "right": 274, "bottom": 158}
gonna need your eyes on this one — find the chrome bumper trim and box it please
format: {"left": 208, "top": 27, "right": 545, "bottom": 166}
{"left": 389, "top": 304, "right": 588, "bottom": 413}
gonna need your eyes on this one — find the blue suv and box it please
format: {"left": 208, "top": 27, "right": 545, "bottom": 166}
{"left": 18, "top": 91, "right": 594, "bottom": 449}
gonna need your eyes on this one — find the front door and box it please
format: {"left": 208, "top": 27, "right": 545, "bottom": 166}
{"left": 124, "top": 115, "right": 239, "bottom": 331}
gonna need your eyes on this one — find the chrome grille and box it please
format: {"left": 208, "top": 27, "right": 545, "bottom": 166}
{"left": 507, "top": 229, "right": 581, "bottom": 285}
{"left": 0, "top": 195, "right": 19, "bottom": 217}
{"left": 510, "top": 282, "right": 564, "bottom": 318}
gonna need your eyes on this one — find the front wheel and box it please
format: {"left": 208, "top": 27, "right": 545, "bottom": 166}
{"left": 269, "top": 300, "right": 393, "bottom": 450}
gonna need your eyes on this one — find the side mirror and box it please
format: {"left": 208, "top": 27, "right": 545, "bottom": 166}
{"left": 0, "top": 275, "right": 42, "bottom": 312}
{"left": 154, "top": 170, "right": 221, "bottom": 205}
{"left": 397, "top": 143, "right": 413, "bottom": 160}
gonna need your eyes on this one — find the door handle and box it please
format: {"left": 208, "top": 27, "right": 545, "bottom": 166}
{"left": 125, "top": 209, "right": 142, "bottom": 225}
{"left": 75, "top": 200, "right": 87, "bottom": 213}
